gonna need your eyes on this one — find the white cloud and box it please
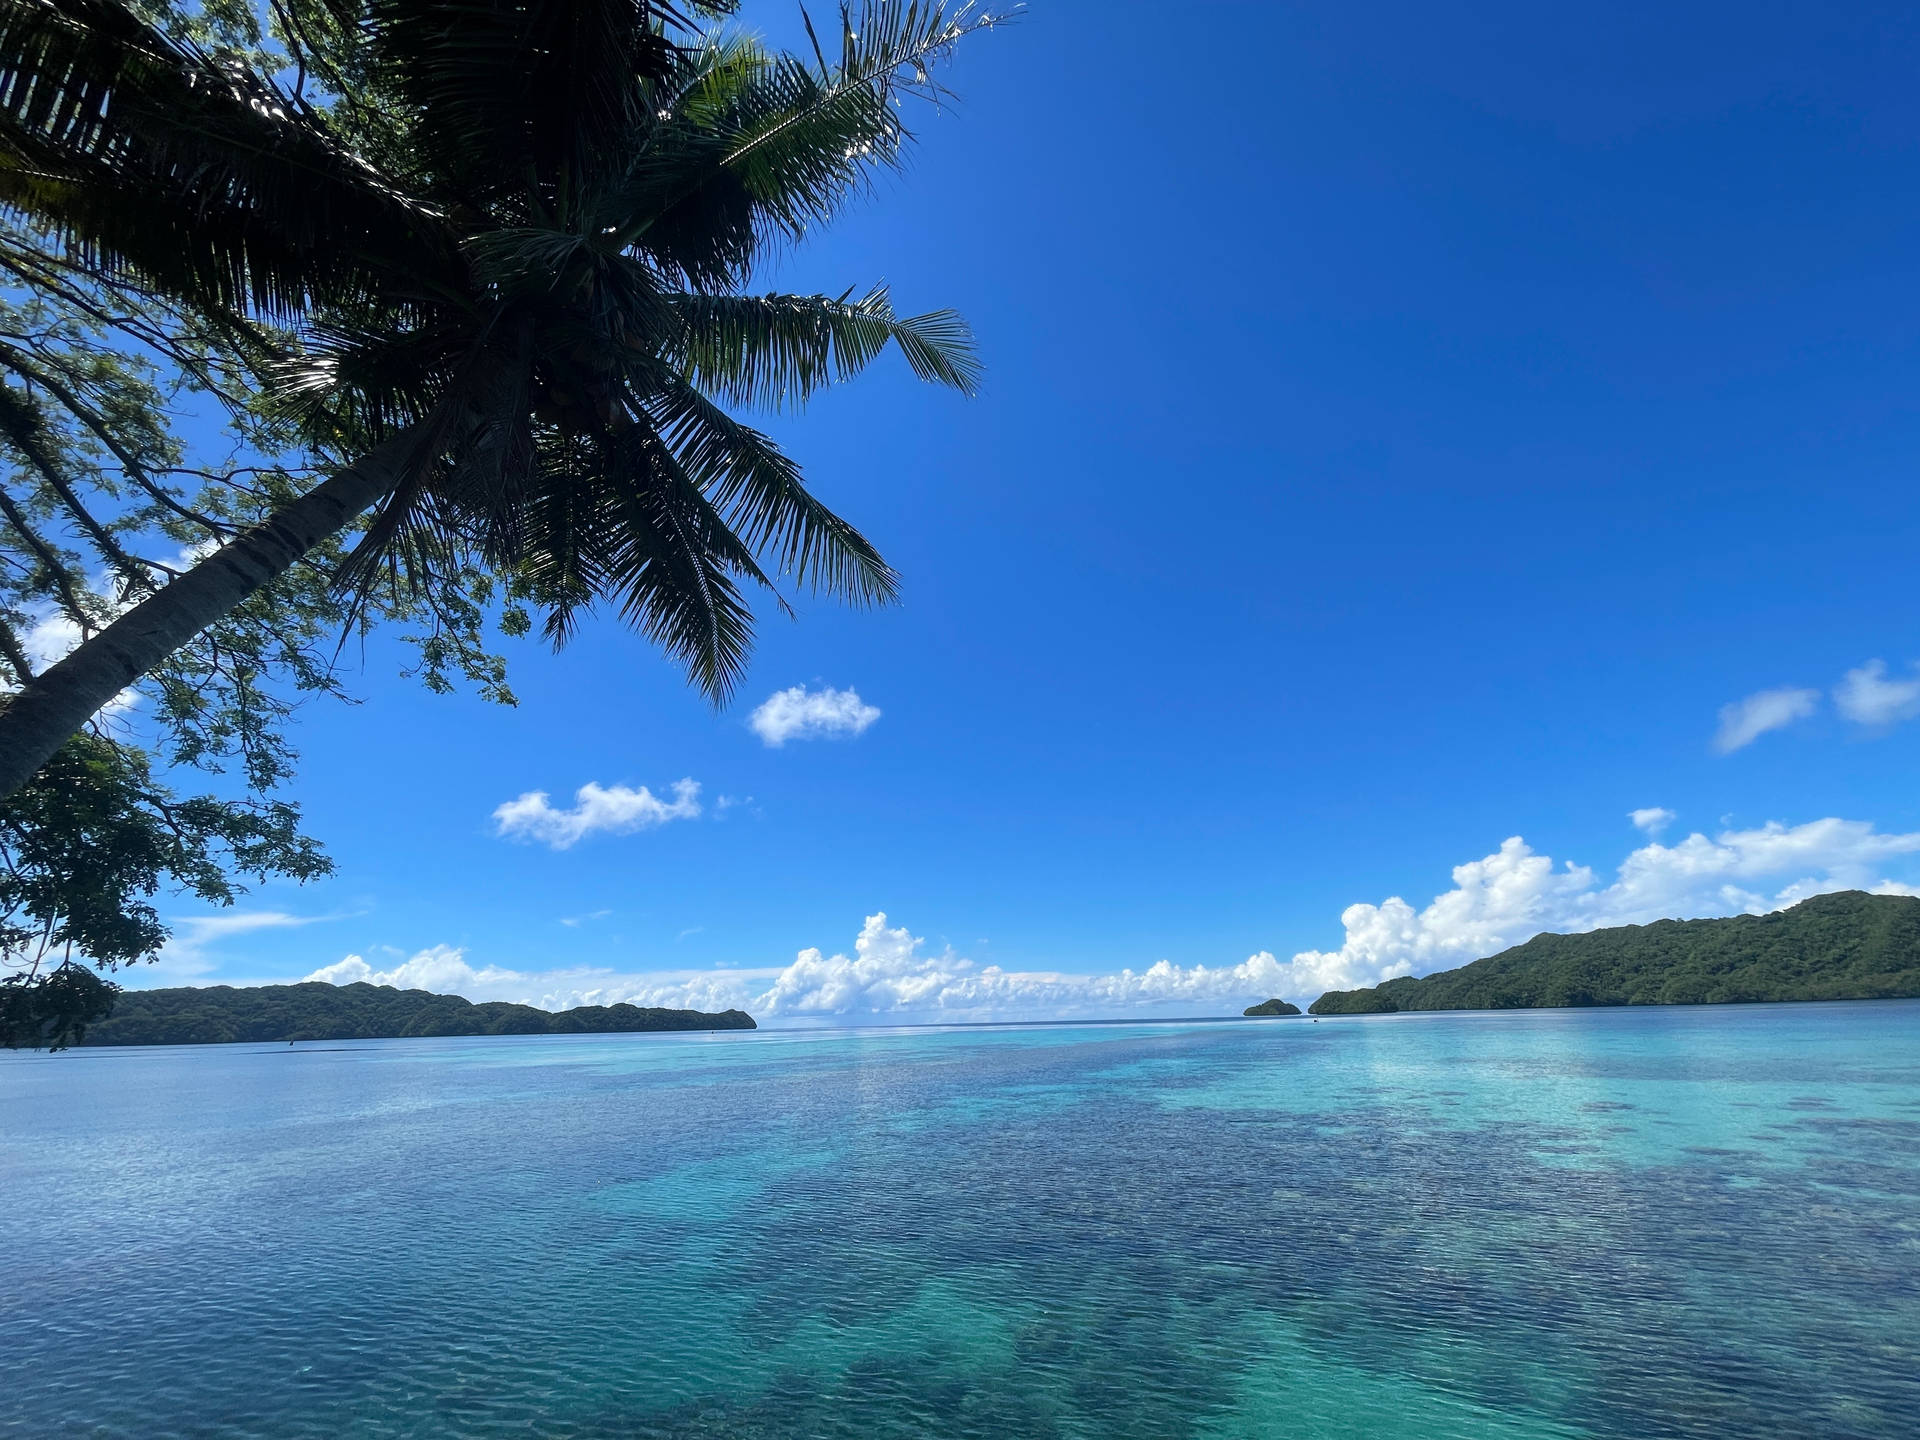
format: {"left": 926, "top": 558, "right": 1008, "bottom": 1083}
{"left": 493, "top": 779, "right": 701, "bottom": 849}
{"left": 22, "top": 608, "right": 83, "bottom": 674}
{"left": 1833, "top": 659, "right": 1920, "bottom": 729}
{"left": 299, "top": 919, "right": 1297, "bottom": 1022}
{"left": 305, "top": 945, "right": 538, "bottom": 996}
{"left": 1629, "top": 807, "right": 1675, "bottom": 835}
{"left": 749, "top": 685, "right": 880, "bottom": 747}
{"left": 1713, "top": 686, "right": 1819, "bottom": 753}
{"left": 743, "top": 916, "right": 1308, "bottom": 1020}
{"left": 303, "top": 815, "right": 1920, "bottom": 1021}
{"left": 303, "top": 945, "right": 771, "bottom": 1014}
{"left": 1272, "top": 818, "right": 1920, "bottom": 1000}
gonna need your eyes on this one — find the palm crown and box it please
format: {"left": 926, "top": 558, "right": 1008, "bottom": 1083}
{"left": 0, "top": 0, "right": 991, "bottom": 790}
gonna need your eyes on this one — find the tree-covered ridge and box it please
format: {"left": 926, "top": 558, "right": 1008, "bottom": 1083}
{"left": 77, "top": 980, "right": 754, "bottom": 1046}
{"left": 1308, "top": 891, "right": 1920, "bottom": 1015}
{"left": 1243, "top": 998, "right": 1301, "bottom": 1016}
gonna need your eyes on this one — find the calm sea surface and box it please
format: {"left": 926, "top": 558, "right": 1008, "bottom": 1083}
{"left": 3, "top": 1003, "right": 1918, "bottom": 1438}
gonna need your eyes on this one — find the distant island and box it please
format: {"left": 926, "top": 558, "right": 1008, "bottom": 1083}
{"left": 1308, "top": 891, "right": 1920, "bottom": 1015}
{"left": 77, "top": 981, "right": 756, "bottom": 1047}
{"left": 1243, "top": 998, "right": 1302, "bottom": 1016}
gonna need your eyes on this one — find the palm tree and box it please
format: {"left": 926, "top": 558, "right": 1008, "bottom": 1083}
{"left": 0, "top": 0, "right": 994, "bottom": 799}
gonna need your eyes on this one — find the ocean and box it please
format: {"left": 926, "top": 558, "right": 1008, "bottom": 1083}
{"left": 3, "top": 1001, "right": 1917, "bottom": 1437}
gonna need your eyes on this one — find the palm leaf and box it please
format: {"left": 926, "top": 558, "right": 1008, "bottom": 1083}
{"left": 716, "top": 2, "right": 998, "bottom": 235}
{"left": 668, "top": 284, "right": 979, "bottom": 408}
{"left": 651, "top": 373, "right": 898, "bottom": 604}
{"left": 608, "top": 2, "right": 1000, "bottom": 286}
{"left": 360, "top": 0, "right": 662, "bottom": 213}
{"left": 0, "top": 0, "right": 450, "bottom": 317}
{"left": 517, "top": 421, "right": 769, "bottom": 699}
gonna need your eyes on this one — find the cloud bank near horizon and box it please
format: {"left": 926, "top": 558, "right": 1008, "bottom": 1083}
{"left": 297, "top": 814, "right": 1920, "bottom": 1021}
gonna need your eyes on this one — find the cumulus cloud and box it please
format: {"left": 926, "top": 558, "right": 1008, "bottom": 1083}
{"left": 1713, "top": 686, "right": 1819, "bottom": 753}
{"left": 301, "top": 920, "right": 1295, "bottom": 1022}
{"left": 22, "top": 608, "right": 83, "bottom": 674}
{"left": 306, "top": 945, "right": 538, "bottom": 996}
{"left": 1833, "top": 659, "right": 1920, "bottom": 729}
{"left": 493, "top": 779, "right": 701, "bottom": 849}
{"left": 1629, "top": 807, "right": 1675, "bottom": 835}
{"left": 304, "top": 812, "right": 1920, "bottom": 1020}
{"left": 739, "top": 915, "right": 1323, "bottom": 1020}
{"left": 749, "top": 685, "right": 880, "bottom": 747}
{"left": 1273, "top": 818, "right": 1920, "bottom": 1001}
{"left": 304, "top": 945, "right": 775, "bottom": 1014}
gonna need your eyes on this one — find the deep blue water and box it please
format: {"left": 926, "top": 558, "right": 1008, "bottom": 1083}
{"left": 3, "top": 1002, "right": 1918, "bottom": 1438}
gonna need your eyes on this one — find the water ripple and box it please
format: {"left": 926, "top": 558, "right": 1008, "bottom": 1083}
{"left": 1, "top": 1003, "right": 1916, "bottom": 1437}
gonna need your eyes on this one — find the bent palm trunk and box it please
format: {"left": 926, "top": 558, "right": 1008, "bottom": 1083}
{"left": 0, "top": 432, "right": 417, "bottom": 800}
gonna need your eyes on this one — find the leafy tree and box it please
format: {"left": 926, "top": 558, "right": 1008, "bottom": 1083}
{"left": 0, "top": 243, "right": 515, "bottom": 784}
{"left": 0, "top": 730, "right": 328, "bottom": 1048}
{"left": 0, "top": 202, "right": 506, "bottom": 1041}
{"left": 0, "top": 0, "right": 997, "bottom": 799}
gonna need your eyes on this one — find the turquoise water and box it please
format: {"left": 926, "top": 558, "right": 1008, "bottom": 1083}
{"left": 3, "top": 1003, "right": 1917, "bottom": 1438}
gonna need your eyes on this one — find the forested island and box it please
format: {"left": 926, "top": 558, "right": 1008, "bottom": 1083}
{"left": 1243, "top": 998, "right": 1302, "bottom": 1016}
{"left": 1308, "top": 890, "right": 1920, "bottom": 1014}
{"left": 76, "top": 982, "right": 755, "bottom": 1047}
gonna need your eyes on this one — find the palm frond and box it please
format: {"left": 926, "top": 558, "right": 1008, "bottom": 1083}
{"left": 652, "top": 373, "right": 898, "bottom": 605}
{"left": 715, "top": 2, "right": 1001, "bottom": 237}
{"left": 359, "top": 0, "right": 730, "bottom": 216}
{"left": 271, "top": 317, "right": 452, "bottom": 444}
{"left": 0, "top": 0, "right": 992, "bottom": 741}
{"left": 668, "top": 285, "right": 979, "bottom": 408}
{"left": 517, "top": 422, "right": 769, "bottom": 700}
{"left": 607, "top": 2, "right": 1001, "bottom": 287}
{"left": 0, "top": 0, "right": 450, "bottom": 317}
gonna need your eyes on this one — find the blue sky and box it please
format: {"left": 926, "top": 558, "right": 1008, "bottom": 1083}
{"left": 139, "top": 0, "right": 1920, "bottom": 1019}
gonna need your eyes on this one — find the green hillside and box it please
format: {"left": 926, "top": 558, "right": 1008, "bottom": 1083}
{"left": 1308, "top": 890, "right": 1920, "bottom": 1015}
{"left": 1243, "top": 998, "right": 1302, "bottom": 1016}
{"left": 78, "top": 981, "right": 755, "bottom": 1046}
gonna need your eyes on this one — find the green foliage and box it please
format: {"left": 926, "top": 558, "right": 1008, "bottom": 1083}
{"left": 0, "top": 959, "right": 116, "bottom": 1050}
{"left": 1307, "top": 987, "right": 1399, "bottom": 1015}
{"left": 0, "top": 729, "right": 329, "bottom": 1047}
{"left": 1306, "top": 892, "right": 1920, "bottom": 1015}
{"left": 1242, "top": 998, "right": 1301, "bottom": 1017}
{"left": 0, "top": 0, "right": 1000, "bottom": 1027}
{"left": 0, "top": 239, "right": 501, "bottom": 1041}
{"left": 79, "top": 980, "right": 756, "bottom": 1046}
{"left": 0, "top": 211, "right": 437, "bottom": 1034}
{"left": 0, "top": 0, "right": 999, "bottom": 703}
{"left": 0, "top": 258, "right": 518, "bottom": 783}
